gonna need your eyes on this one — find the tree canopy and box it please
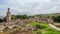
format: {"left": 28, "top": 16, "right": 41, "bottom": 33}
{"left": 15, "top": 14, "right": 29, "bottom": 19}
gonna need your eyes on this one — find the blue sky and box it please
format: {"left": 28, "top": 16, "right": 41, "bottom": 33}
{"left": 0, "top": 0, "right": 60, "bottom": 16}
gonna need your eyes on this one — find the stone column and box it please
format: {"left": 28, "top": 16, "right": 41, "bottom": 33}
{"left": 6, "top": 8, "right": 11, "bottom": 23}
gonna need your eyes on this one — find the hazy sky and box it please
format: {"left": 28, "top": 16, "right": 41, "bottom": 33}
{"left": 0, "top": 0, "right": 60, "bottom": 16}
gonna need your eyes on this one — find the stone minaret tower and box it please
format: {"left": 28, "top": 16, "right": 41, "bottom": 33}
{"left": 6, "top": 8, "right": 11, "bottom": 23}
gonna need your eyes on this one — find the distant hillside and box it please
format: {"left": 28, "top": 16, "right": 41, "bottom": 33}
{"left": 49, "top": 13, "right": 60, "bottom": 17}
{"left": 34, "top": 13, "right": 60, "bottom": 17}
{"left": 43, "top": 13, "right": 60, "bottom": 17}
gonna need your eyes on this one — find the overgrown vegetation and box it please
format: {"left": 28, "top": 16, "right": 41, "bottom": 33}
{"left": 53, "top": 16, "right": 60, "bottom": 22}
{"left": 15, "top": 14, "right": 29, "bottom": 19}
{"left": 29, "top": 22, "right": 60, "bottom": 34}
{"left": 0, "top": 17, "right": 6, "bottom": 22}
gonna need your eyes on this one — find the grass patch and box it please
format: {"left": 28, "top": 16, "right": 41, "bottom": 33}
{"left": 29, "top": 22, "right": 60, "bottom": 34}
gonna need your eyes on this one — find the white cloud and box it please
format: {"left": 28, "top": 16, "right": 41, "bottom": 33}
{"left": 0, "top": 0, "right": 60, "bottom": 16}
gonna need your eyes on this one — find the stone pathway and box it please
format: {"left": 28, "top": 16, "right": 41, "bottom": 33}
{"left": 49, "top": 24, "right": 60, "bottom": 31}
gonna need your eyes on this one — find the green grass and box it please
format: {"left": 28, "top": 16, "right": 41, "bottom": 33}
{"left": 29, "top": 22, "right": 60, "bottom": 34}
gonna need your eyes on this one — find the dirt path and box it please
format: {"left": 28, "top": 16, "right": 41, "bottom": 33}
{"left": 49, "top": 24, "right": 60, "bottom": 31}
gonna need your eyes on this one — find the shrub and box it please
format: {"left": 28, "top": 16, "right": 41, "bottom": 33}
{"left": 34, "top": 25, "right": 46, "bottom": 29}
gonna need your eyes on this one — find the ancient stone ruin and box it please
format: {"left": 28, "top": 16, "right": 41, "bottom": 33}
{"left": 0, "top": 8, "right": 36, "bottom": 34}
